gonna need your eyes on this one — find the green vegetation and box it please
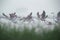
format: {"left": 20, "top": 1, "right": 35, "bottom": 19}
{"left": 0, "top": 23, "right": 60, "bottom": 40}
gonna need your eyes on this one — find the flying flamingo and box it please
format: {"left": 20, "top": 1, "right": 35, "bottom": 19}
{"left": 20, "top": 12, "right": 34, "bottom": 22}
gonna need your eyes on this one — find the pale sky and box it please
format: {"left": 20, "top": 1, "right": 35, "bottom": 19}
{"left": 0, "top": 0, "right": 60, "bottom": 17}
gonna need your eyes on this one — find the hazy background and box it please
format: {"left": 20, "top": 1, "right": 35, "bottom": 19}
{"left": 0, "top": 0, "right": 60, "bottom": 17}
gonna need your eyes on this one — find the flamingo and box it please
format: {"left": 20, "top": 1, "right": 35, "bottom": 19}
{"left": 36, "top": 11, "right": 48, "bottom": 21}
{"left": 54, "top": 11, "right": 60, "bottom": 23}
{"left": 2, "top": 12, "right": 20, "bottom": 23}
{"left": 20, "top": 12, "right": 34, "bottom": 23}
{"left": 37, "top": 12, "right": 40, "bottom": 20}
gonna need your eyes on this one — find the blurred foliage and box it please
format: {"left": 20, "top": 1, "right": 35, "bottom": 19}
{"left": 0, "top": 23, "right": 60, "bottom": 40}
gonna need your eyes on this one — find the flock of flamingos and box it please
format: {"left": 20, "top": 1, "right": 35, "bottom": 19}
{"left": 0, "top": 10, "right": 60, "bottom": 25}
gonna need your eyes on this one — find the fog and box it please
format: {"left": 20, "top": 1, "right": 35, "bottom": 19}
{"left": 0, "top": 0, "right": 60, "bottom": 30}
{"left": 0, "top": 0, "right": 60, "bottom": 17}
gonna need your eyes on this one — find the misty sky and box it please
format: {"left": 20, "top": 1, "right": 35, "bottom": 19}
{"left": 0, "top": 0, "right": 60, "bottom": 17}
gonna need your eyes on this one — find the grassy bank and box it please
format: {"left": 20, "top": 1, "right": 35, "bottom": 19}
{"left": 0, "top": 23, "right": 60, "bottom": 40}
